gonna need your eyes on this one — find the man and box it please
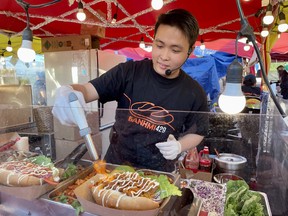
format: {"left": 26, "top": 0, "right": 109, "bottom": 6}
{"left": 242, "top": 74, "right": 261, "bottom": 96}
{"left": 52, "top": 9, "right": 208, "bottom": 172}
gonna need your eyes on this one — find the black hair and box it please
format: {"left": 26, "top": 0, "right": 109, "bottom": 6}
{"left": 277, "top": 65, "right": 284, "bottom": 70}
{"left": 243, "top": 74, "right": 256, "bottom": 86}
{"left": 154, "top": 9, "right": 199, "bottom": 48}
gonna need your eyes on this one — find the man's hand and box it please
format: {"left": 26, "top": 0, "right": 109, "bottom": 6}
{"left": 155, "top": 134, "right": 182, "bottom": 160}
{"left": 52, "top": 85, "right": 86, "bottom": 126}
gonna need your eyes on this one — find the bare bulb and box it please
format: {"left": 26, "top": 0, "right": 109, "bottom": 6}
{"left": 151, "top": 0, "right": 163, "bottom": 10}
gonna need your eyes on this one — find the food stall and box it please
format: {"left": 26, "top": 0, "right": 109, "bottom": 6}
{"left": 0, "top": 88, "right": 287, "bottom": 215}
{"left": 1, "top": 0, "right": 288, "bottom": 214}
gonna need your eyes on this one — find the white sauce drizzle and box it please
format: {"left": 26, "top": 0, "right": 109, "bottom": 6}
{"left": 94, "top": 172, "right": 159, "bottom": 199}
{"left": 116, "top": 194, "right": 126, "bottom": 208}
{"left": 0, "top": 160, "right": 55, "bottom": 184}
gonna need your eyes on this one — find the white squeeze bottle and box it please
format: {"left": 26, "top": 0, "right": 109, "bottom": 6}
{"left": 184, "top": 147, "right": 199, "bottom": 172}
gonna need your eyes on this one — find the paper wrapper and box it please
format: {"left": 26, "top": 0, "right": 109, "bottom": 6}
{"left": 0, "top": 132, "right": 20, "bottom": 147}
{"left": 74, "top": 167, "right": 180, "bottom": 216}
{"left": 74, "top": 175, "right": 160, "bottom": 216}
{"left": 0, "top": 183, "right": 55, "bottom": 200}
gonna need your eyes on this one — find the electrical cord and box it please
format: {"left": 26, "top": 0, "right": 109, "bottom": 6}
{"left": 16, "top": 0, "right": 61, "bottom": 9}
{"left": 235, "top": 0, "right": 287, "bottom": 118}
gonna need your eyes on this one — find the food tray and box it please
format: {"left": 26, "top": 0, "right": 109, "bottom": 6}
{"left": 0, "top": 177, "right": 55, "bottom": 201}
{"left": 182, "top": 179, "right": 226, "bottom": 216}
{"left": 48, "top": 165, "right": 95, "bottom": 200}
{"left": 74, "top": 163, "right": 180, "bottom": 216}
{"left": 256, "top": 191, "right": 272, "bottom": 216}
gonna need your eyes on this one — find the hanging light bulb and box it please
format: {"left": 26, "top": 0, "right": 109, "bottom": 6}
{"left": 278, "top": 32, "right": 281, "bottom": 39}
{"left": 263, "top": 3, "right": 274, "bottom": 25}
{"left": 278, "top": 12, "right": 288, "bottom": 33}
{"left": 0, "top": 54, "right": 5, "bottom": 64}
{"left": 200, "top": 39, "right": 205, "bottom": 50}
{"left": 243, "top": 39, "right": 250, "bottom": 51}
{"left": 17, "top": 27, "right": 36, "bottom": 63}
{"left": 111, "top": 13, "right": 117, "bottom": 24}
{"left": 260, "top": 27, "right": 269, "bottom": 37}
{"left": 218, "top": 59, "right": 246, "bottom": 114}
{"left": 6, "top": 39, "right": 13, "bottom": 52}
{"left": 151, "top": 0, "right": 163, "bottom": 10}
{"left": 111, "top": 4, "right": 118, "bottom": 24}
{"left": 76, "top": 1, "right": 86, "bottom": 21}
{"left": 32, "top": 59, "right": 37, "bottom": 67}
{"left": 139, "top": 37, "right": 145, "bottom": 49}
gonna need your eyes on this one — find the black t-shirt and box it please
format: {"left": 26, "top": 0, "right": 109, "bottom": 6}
{"left": 90, "top": 59, "right": 208, "bottom": 172}
{"left": 241, "top": 86, "right": 261, "bottom": 96}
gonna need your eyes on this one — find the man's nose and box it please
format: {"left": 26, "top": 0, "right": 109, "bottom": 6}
{"left": 160, "top": 49, "right": 170, "bottom": 60}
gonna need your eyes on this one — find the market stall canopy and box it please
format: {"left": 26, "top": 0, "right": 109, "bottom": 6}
{"left": 0, "top": 0, "right": 287, "bottom": 59}
{"left": 0, "top": 0, "right": 264, "bottom": 52}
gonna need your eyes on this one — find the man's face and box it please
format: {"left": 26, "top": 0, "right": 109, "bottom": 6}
{"left": 152, "top": 24, "right": 190, "bottom": 79}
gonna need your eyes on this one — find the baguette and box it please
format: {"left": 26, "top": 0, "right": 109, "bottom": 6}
{"left": 91, "top": 185, "right": 159, "bottom": 210}
{"left": 0, "top": 169, "right": 42, "bottom": 186}
{"left": 0, "top": 160, "right": 58, "bottom": 187}
{"left": 90, "top": 172, "right": 160, "bottom": 210}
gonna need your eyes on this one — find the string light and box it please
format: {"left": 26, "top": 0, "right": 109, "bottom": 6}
{"left": 200, "top": 39, "right": 205, "bottom": 50}
{"left": 263, "top": 2, "right": 274, "bottom": 25}
{"left": 6, "top": 38, "right": 13, "bottom": 52}
{"left": 277, "top": 32, "right": 281, "bottom": 39}
{"left": 243, "top": 39, "right": 250, "bottom": 51}
{"left": 151, "top": 0, "right": 163, "bottom": 10}
{"left": 139, "top": 37, "right": 145, "bottom": 49}
{"left": 260, "top": 27, "right": 269, "bottom": 37}
{"left": 111, "top": 4, "right": 118, "bottom": 24}
{"left": 278, "top": 12, "right": 288, "bottom": 33}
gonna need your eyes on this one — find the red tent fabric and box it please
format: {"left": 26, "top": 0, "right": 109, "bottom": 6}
{"left": 0, "top": 0, "right": 262, "bottom": 50}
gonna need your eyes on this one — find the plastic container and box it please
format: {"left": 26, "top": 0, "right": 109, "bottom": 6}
{"left": 199, "top": 146, "right": 212, "bottom": 172}
{"left": 184, "top": 147, "right": 199, "bottom": 172}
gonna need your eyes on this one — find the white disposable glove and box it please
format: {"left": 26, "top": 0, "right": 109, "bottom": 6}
{"left": 155, "top": 134, "right": 182, "bottom": 160}
{"left": 52, "top": 85, "right": 86, "bottom": 126}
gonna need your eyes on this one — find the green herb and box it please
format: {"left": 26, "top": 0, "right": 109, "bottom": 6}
{"left": 54, "top": 194, "right": 83, "bottom": 216}
{"left": 61, "top": 163, "right": 78, "bottom": 180}
{"left": 71, "top": 200, "right": 84, "bottom": 216}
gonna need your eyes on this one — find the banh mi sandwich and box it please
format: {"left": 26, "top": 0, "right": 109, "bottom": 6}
{"left": 0, "top": 155, "right": 61, "bottom": 186}
{"left": 89, "top": 165, "right": 182, "bottom": 210}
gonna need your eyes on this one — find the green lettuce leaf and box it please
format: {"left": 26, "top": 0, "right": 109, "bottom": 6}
{"left": 224, "top": 180, "right": 265, "bottom": 216}
{"left": 148, "top": 174, "right": 182, "bottom": 199}
{"left": 61, "top": 163, "right": 78, "bottom": 180}
{"left": 28, "top": 155, "right": 54, "bottom": 168}
{"left": 226, "top": 180, "right": 249, "bottom": 195}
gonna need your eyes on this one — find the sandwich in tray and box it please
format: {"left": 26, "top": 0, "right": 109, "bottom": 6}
{"left": 0, "top": 155, "right": 61, "bottom": 187}
{"left": 88, "top": 162, "right": 182, "bottom": 211}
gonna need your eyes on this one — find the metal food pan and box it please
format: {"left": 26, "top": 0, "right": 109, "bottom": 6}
{"left": 48, "top": 165, "right": 95, "bottom": 200}
{"left": 257, "top": 191, "right": 272, "bottom": 216}
{"left": 47, "top": 163, "right": 117, "bottom": 204}
{"left": 45, "top": 163, "right": 180, "bottom": 214}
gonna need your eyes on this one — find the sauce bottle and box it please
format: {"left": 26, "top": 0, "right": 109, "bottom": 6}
{"left": 184, "top": 147, "right": 199, "bottom": 172}
{"left": 199, "top": 146, "right": 212, "bottom": 172}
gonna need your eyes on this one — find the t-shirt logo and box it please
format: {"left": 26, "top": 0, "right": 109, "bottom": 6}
{"left": 124, "top": 94, "right": 175, "bottom": 133}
